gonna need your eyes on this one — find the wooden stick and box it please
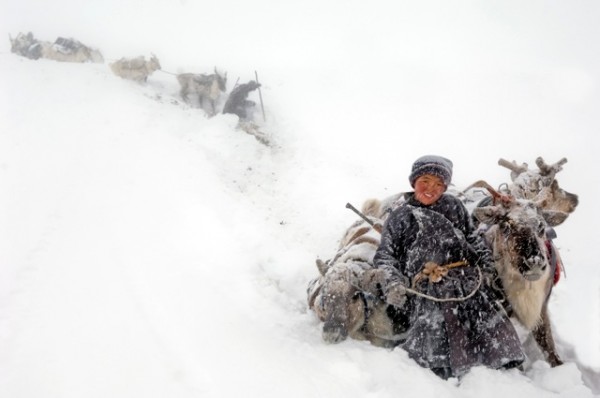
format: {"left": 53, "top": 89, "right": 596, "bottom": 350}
{"left": 345, "top": 202, "right": 376, "bottom": 227}
{"left": 255, "top": 70, "right": 266, "bottom": 122}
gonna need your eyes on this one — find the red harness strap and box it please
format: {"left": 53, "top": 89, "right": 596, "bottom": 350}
{"left": 545, "top": 240, "right": 562, "bottom": 285}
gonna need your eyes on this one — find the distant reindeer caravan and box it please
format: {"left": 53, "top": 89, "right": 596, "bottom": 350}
{"left": 8, "top": 31, "right": 269, "bottom": 144}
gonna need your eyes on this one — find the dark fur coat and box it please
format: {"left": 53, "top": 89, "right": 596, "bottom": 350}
{"left": 374, "top": 193, "right": 524, "bottom": 378}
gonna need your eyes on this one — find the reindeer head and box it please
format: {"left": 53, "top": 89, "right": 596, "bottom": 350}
{"left": 214, "top": 67, "right": 227, "bottom": 91}
{"left": 149, "top": 53, "right": 161, "bottom": 72}
{"left": 473, "top": 199, "right": 550, "bottom": 281}
{"left": 499, "top": 157, "right": 578, "bottom": 226}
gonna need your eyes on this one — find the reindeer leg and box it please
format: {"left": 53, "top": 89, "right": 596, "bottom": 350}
{"left": 532, "top": 306, "right": 563, "bottom": 367}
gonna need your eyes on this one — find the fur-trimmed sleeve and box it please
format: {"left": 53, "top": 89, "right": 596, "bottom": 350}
{"left": 373, "top": 207, "right": 411, "bottom": 286}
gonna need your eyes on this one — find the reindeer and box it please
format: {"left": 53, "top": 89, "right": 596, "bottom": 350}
{"left": 466, "top": 157, "right": 578, "bottom": 367}
{"left": 307, "top": 200, "right": 399, "bottom": 347}
{"left": 497, "top": 157, "right": 578, "bottom": 223}
{"left": 110, "top": 54, "right": 161, "bottom": 83}
{"left": 176, "top": 68, "right": 227, "bottom": 115}
{"left": 9, "top": 32, "right": 43, "bottom": 60}
{"left": 41, "top": 37, "right": 104, "bottom": 63}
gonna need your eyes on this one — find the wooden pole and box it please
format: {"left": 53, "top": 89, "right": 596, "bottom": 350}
{"left": 255, "top": 70, "right": 266, "bottom": 122}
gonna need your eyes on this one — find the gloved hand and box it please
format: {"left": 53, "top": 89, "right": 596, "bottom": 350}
{"left": 361, "top": 268, "right": 387, "bottom": 298}
{"left": 385, "top": 283, "right": 407, "bottom": 308}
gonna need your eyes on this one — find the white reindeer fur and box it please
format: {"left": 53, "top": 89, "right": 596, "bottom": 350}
{"left": 110, "top": 55, "right": 161, "bottom": 82}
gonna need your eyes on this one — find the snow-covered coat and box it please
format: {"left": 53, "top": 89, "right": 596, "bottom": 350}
{"left": 374, "top": 192, "right": 524, "bottom": 378}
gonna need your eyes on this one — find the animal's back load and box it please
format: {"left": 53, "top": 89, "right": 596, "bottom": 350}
{"left": 9, "top": 32, "right": 104, "bottom": 63}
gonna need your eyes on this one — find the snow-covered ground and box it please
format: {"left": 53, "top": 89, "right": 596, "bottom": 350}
{"left": 1, "top": 1, "right": 599, "bottom": 397}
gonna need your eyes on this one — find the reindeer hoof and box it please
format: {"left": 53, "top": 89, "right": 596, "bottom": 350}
{"left": 549, "top": 356, "right": 564, "bottom": 367}
{"left": 322, "top": 321, "right": 348, "bottom": 344}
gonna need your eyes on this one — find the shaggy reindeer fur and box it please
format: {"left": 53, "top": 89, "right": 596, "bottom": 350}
{"left": 492, "top": 234, "right": 552, "bottom": 331}
{"left": 110, "top": 54, "right": 161, "bottom": 83}
{"left": 307, "top": 199, "right": 398, "bottom": 347}
{"left": 177, "top": 68, "right": 227, "bottom": 115}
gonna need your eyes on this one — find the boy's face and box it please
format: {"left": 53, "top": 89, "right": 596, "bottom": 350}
{"left": 414, "top": 174, "right": 446, "bottom": 205}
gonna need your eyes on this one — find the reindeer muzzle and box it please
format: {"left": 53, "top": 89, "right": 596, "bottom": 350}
{"left": 520, "top": 257, "right": 548, "bottom": 281}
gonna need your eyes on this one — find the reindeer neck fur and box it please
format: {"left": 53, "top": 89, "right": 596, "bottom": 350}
{"left": 335, "top": 219, "right": 379, "bottom": 260}
{"left": 487, "top": 226, "right": 550, "bottom": 330}
{"left": 209, "top": 78, "right": 221, "bottom": 100}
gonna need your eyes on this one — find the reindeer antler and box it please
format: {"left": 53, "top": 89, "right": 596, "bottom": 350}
{"left": 498, "top": 158, "right": 529, "bottom": 181}
{"left": 536, "top": 157, "right": 567, "bottom": 178}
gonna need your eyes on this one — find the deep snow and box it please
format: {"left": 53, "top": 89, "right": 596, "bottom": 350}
{"left": 1, "top": 1, "right": 599, "bottom": 397}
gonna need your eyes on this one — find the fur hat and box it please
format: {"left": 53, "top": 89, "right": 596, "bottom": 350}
{"left": 409, "top": 155, "right": 453, "bottom": 187}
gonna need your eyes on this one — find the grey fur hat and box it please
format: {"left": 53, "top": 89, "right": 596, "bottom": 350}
{"left": 409, "top": 155, "right": 453, "bottom": 187}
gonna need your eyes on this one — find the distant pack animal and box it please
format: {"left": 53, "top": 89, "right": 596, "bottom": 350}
{"left": 307, "top": 156, "right": 578, "bottom": 368}
{"left": 9, "top": 32, "right": 43, "bottom": 60}
{"left": 110, "top": 54, "right": 161, "bottom": 83}
{"left": 43, "top": 37, "right": 104, "bottom": 63}
{"left": 9, "top": 32, "right": 104, "bottom": 63}
{"left": 177, "top": 68, "right": 227, "bottom": 115}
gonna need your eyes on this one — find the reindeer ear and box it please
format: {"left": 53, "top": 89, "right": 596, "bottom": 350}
{"left": 549, "top": 180, "right": 579, "bottom": 214}
{"left": 542, "top": 210, "right": 569, "bottom": 227}
{"left": 472, "top": 206, "right": 502, "bottom": 225}
{"left": 316, "top": 258, "right": 329, "bottom": 276}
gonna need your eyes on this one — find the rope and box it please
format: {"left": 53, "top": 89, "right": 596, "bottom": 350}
{"left": 157, "top": 69, "right": 178, "bottom": 76}
{"left": 345, "top": 262, "right": 483, "bottom": 304}
{"left": 404, "top": 266, "right": 483, "bottom": 303}
{"left": 412, "top": 260, "right": 468, "bottom": 287}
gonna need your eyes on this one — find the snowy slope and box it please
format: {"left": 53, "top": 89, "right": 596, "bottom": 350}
{"left": 1, "top": 1, "right": 600, "bottom": 397}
